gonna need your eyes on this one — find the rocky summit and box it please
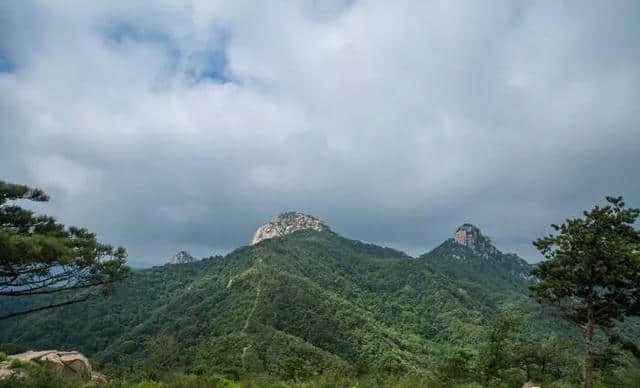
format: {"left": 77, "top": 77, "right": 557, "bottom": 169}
{"left": 251, "top": 211, "right": 330, "bottom": 245}
{"left": 167, "top": 250, "right": 195, "bottom": 265}
{"left": 453, "top": 223, "right": 496, "bottom": 254}
{"left": 424, "top": 224, "right": 531, "bottom": 291}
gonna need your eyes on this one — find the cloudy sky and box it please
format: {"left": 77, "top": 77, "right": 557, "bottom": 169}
{"left": 1, "top": 1, "right": 638, "bottom": 266}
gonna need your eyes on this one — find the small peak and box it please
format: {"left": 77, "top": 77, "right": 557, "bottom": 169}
{"left": 453, "top": 224, "right": 493, "bottom": 252}
{"left": 167, "top": 250, "right": 195, "bottom": 265}
{"left": 251, "top": 211, "right": 330, "bottom": 245}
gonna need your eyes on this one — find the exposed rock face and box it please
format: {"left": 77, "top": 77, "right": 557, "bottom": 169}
{"left": 0, "top": 350, "right": 103, "bottom": 381}
{"left": 167, "top": 250, "right": 195, "bottom": 265}
{"left": 453, "top": 223, "right": 496, "bottom": 254}
{"left": 251, "top": 211, "right": 330, "bottom": 245}
{"left": 453, "top": 224, "right": 479, "bottom": 249}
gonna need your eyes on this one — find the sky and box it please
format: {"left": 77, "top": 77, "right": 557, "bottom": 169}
{"left": 1, "top": 1, "right": 639, "bottom": 266}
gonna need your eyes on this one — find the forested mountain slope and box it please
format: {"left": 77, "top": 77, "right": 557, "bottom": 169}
{"left": 0, "top": 226, "right": 532, "bottom": 377}
{"left": 420, "top": 224, "right": 580, "bottom": 342}
{"left": 1, "top": 215, "right": 608, "bottom": 384}
{"left": 421, "top": 223, "right": 531, "bottom": 294}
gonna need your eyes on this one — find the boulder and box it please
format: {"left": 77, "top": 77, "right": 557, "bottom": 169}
{"left": 1, "top": 350, "right": 96, "bottom": 380}
{"left": 58, "top": 351, "right": 92, "bottom": 378}
{"left": 0, "top": 366, "right": 21, "bottom": 379}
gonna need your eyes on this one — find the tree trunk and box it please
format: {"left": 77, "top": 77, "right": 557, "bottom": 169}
{"left": 583, "top": 320, "right": 595, "bottom": 388}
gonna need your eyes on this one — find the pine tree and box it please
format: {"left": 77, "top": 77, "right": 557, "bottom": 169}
{"left": 0, "top": 180, "right": 130, "bottom": 319}
{"left": 531, "top": 196, "right": 640, "bottom": 388}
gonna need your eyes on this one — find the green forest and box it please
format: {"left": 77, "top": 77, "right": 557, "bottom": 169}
{"left": 1, "top": 182, "right": 639, "bottom": 387}
{"left": 2, "top": 232, "right": 639, "bottom": 387}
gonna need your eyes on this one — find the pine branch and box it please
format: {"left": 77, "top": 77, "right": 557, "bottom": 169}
{"left": 0, "top": 294, "right": 90, "bottom": 320}
{"left": 0, "top": 280, "right": 113, "bottom": 297}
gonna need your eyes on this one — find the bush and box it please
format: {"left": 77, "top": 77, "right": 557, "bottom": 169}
{"left": 9, "top": 359, "right": 26, "bottom": 369}
{"left": 159, "top": 373, "right": 239, "bottom": 387}
{"left": 128, "top": 381, "right": 166, "bottom": 388}
{"left": 0, "top": 362, "right": 85, "bottom": 388}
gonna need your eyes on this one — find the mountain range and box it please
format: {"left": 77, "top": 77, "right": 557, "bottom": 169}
{"left": 0, "top": 212, "right": 574, "bottom": 380}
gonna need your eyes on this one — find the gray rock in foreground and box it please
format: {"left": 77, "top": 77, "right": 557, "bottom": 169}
{"left": 0, "top": 350, "right": 105, "bottom": 382}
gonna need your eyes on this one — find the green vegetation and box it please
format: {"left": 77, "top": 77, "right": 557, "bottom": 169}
{"left": 0, "top": 197, "right": 638, "bottom": 387}
{"left": 2, "top": 362, "right": 640, "bottom": 388}
{"left": 0, "top": 180, "right": 130, "bottom": 320}
{"left": 531, "top": 196, "right": 640, "bottom": 388}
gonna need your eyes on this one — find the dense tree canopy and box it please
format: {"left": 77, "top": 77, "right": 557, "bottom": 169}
{"left": 0, "top": 180, "right": 130, "bottom": 320}
{"left": 2, "top": 201, "right": 639, "bottom": 386}
{"left": 531, "top": 196, "right": 640, "bottom": 388}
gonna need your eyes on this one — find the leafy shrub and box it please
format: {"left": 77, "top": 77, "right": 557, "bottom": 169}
{"left": 9, "top": 358, "right": 26, "bottom": 369}
{"left": 0, "top": 362, "right": 85, "bottom": 388}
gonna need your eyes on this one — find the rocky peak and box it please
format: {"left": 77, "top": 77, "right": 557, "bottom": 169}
{"left": 453, "top": 224, "right": 495, "bottom": 254}
{"left": 251, "top": 211, "right": 330, "bottom": 245}
{"left": 167, "top": 251, "right": 195, "bottom": 265}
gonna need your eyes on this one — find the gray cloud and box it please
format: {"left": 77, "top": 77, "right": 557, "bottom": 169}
{"left": 1, "top": 1, "right": 639, "bottom": 265}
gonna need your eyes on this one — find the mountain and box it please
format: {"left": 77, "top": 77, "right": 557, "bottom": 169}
{"left": 166, "top": 250, "right": 196, "bottom": 265}
{"left": 0, "top": 213, "right": 576, "bottom": 382}
{"left": 421, "top": 224, "right": 583, "bottom": 345}
{"left": 421, "top": 224, "right": 532, "bottom": 294}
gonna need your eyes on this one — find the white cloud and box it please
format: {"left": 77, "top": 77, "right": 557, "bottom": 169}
{"left": 1, "top": 1, "right": 638, "bottom": 264}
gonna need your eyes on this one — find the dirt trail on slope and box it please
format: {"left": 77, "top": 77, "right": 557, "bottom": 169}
{"left": 241, "top": 257, "right": 263, "bottom": 368}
